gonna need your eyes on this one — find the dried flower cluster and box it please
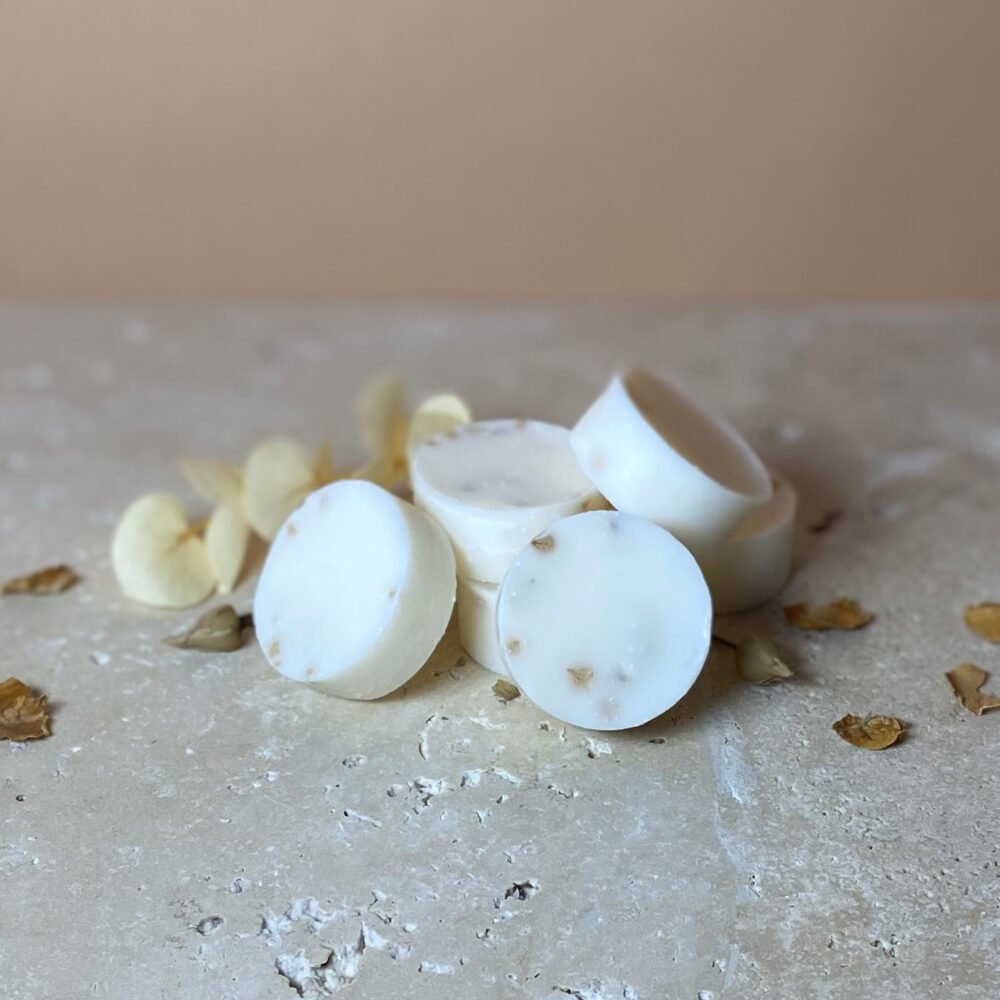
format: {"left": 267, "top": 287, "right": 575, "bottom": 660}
{"left": 110, "top": 375, "right": 471, "bottom": 609}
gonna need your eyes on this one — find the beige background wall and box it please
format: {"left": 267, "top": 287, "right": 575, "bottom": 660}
{"left": 2, "top": 1, "right": 998, "bottom": 299}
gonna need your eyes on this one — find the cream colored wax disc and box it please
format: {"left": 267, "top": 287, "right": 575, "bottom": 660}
{"left": 254, "top": 480, "right": 456, "bottom": 699}
{"left": 497, "top": 510, "right": 712, "bottom": 731}
{"left": 696, "top": 472, "right": 797, "bottom": 614}
{"left": 411, "top": 419, "right": 604, "bottom": 583}
{"left": 456, "top": 577, "right": 509, "bottom": 677}
{"left": 570, "top": 369, "right": 772, "bottom": 550}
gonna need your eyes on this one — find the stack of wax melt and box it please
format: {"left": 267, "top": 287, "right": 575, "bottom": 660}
{"left": 410, "top": 419, "right": 606, "bottom": 677}
{"left": 254, "top": 368, "right": 796, "bottom": 730}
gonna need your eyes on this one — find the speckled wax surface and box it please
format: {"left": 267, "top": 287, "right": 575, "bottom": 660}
{"left": 2, "top": 304, "right": 1000, "bottom": 999}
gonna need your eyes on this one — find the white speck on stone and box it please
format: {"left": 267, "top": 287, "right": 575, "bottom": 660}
{"left": 343, "top": 809, "right": 382, "bottom": 828}
{"left": 418, "top": 960, "right": 455, "bottom": 974}
{"left": 581, "top": 736, "right": 612, "bottom": 759}
{"left": 89, "top": 652, "right": 111, "bottom": 666}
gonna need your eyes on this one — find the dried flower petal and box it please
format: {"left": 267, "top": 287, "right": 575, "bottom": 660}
{"left": 407, "top": 393, "right": 473, "bottom": 459}
{"left": 492, "top": 679, "right": 521, "bottom": 701}
{"left": 945, "top": 662, "right": 1000, "bottom": 716}
{"left": 0, "top": 677, "right": 50, "bottom": 741}
{"left": 357, "top": 372, "right": 410, "bottom": 488}
{"left": 785, "top": 597, "right": 875, "bottom": 631}
{"left": 111, "top": 493, "right": 216, "bottom": 608}
{"left": 736, "top": 635, "right": 794, "bottom": 685}
{"left": 243, "top": 437, "right": 318, "bottom": 541}
{"left": 963, "top": 603, "right": 1000, "bottom": 643}
{"left": 205, "top": 502, "right": 250, "bottom": 594}
{"left": 313, "top": 439, "right": 336, "bottom": 487}
{"left": 177, "top": 458, "right": 243, "bottom": 507}
{"left": 166, "top": 604, "right": 250, "bottom": 652}
{"left": 832, "top": 714, "right": 904, "bottom": 750}
{"left": 2, "top": 564, "right": 80, "bottom": 596}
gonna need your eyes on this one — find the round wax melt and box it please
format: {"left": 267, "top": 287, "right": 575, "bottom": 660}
{"left": 497, "top": 510, "right": 712, "bottom": 731}
{"left": 254, "top": 480, "right": 456, "bottom": 699}
{"left": 696, "top": 472, "right": 797, "bottom": 614}
{"left": 456, "top": 577, "right": 509, "bottom": 677}
{"left": 570, "top": 369, "right": 772, "bottom": 549}
{"left": 411, "top": 419, "right": 603, "bottom": 583}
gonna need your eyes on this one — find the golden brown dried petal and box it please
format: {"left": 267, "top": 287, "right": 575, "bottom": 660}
{"left": 0, "top": 678, "right": 50, "bottom": 741}
{"left": 963, "top": 603, "right": 1000, "bottom": 643}
{"left": 2, "top": 564, "right": 80, "bottom": 596}
{"left": 736, "top": 635, "right": 794, "bottom": 685}
{"left": 945, "top": 662, "right": 1000, "bottom": 716}
{"left": 166, "top": 604, "right": 250, "bottom": 652}
{"left": 832, "top": 714, "right": 904, "bottom": 750}
{"left": 784, "top": 597, "right": 875, "bottom": 631}
{"left": 492, "top": 679, "right": 521, "bottom": 701}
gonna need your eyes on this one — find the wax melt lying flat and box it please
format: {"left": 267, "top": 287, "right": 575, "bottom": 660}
{"left": 456, "top": 577, "right": 509, "bottom": 677}
{"left": 411, "top": 419, "right": 603, "bottom": 583}
{"left": 570, "top": 369, "right": 772, "bottom": 550}
{"left": 697, "top": 472, "right": 797, "bottom": 615}
{"left": 498, "top": 510, "right": 712, "bottom": 730}
{"left": 254, "top": 480, "right": 456, "bottom": 699}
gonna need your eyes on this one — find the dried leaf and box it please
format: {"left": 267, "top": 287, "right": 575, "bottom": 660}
{"left": 111, "top": 493, "right": 216, "bottom": 609}
{"left": 945, "top": 662, "right": 1000, "bottom": 716}
{"left": 492, "top": 678, "right": 521, "bottom": 701}
{"left": 736, "top": 635, "right": 794, "bottom": 685}
{"left": 407, "top": 393, "right": 473, "bottom": 460}
{"left": 785, "top": 597, "right": 875, "bottom": 631}
{"left": 832, "top": 714, "right": 904, "bottom": 750}
{"left": 177, "top": 458, "right": 243, "bottom": 507}
{"left": 242, "top": 437, "right": 317, "bottom": 541}
{"left": 204, "top": 502, "right": 250, "bottom": 594}
{"left": 166, "top": 604, "right": 250, "bottom": 652}
{"left": 2, "top": 564, "right": 80, "bottom": 596}
{"left": 0, "top": 678, "right": 50, "bottom": 741}
{"left": 963, "top": 603, "right": 1000, "bottom": 643}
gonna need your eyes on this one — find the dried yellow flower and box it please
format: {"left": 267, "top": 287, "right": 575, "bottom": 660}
{"left": 407, "top": 393, "right": 473, "bottom": 460}
{"left": 166, "top": 604, "right": 251, "bottom": 652}
{"left": 785, "top": 597, "right": 875, "bottom": 631}
{"left": 204, "top": 502, "right": 250, "bottom": 594}
{"left": 2, "top": 564, "right": 80, "bottom": 596}
{"left": 177, "top": 458, "right": 243, "bottom": 507}
{"left": 832, "top": 714, "right": 904, "bottom": 750}
{"left": 736, "top": 635, "right": 794, "bottom": 685}
{"left": 945, "top": 663, "right": 1000, "bottom": 716}
{"left": 0, "top": 678, "right": 50, "bottom": 741}
{"left": 963, "top": 603, "right": 1000, "bottom": 643}
{"left": 111, "top": 493, "right": 216, "bottom": 608}
{"left": 243, "top": 437, "right": 335, "bottom": 541}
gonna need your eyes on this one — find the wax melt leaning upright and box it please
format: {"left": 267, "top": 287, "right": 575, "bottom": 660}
{"left": 254, "top": 480, "right": 456, "bottom": 699}
{"left": 570, "top": 369, "right": 773, "bottom": 551}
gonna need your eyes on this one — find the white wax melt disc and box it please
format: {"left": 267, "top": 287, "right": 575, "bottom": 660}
{"left": 456, "top": 577, "right": 509, "bottom": 677}
{"left": 411, "top": 419, "right": 604, "bottom": 583}
{"left": 696, "top": 472, "right": 797, "bottom": 615}
{"left": 497, "top": 510, "right": 712, "bottom": 731}
{"left": 570, "top": 369, "right": 772, "bottom": 549}
{"left": 254, "top": 480, "right": 456, "bottom": 699}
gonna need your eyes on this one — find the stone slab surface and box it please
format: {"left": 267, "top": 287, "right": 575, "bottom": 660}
{"left": 1, "top": 305, "right": 999, "bottom": 999}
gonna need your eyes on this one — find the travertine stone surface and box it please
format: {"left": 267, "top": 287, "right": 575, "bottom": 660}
{"left": 1, "top": 305, "right": 999, "bottom": 999}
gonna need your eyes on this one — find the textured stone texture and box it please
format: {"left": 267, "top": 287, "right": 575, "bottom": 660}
{"left": 1, "top": 305, "right": 999, "bottom": 999}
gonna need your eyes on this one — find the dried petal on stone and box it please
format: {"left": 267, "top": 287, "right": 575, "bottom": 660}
{"left": 177, "top": 458, "right": 243, "bottom": 507}
{"left": 832, "top": 714, "right": 904, "bottom": 750}
{"left": 243, "top": 437, "right": 317, "bottom": 541}
{"left": 492, "top": 679, "right": 521, "bottom": 701}
{"left": 407, "top": 393, "right": 473, "bottom": 459}
{"left": 166, "top": 604, "right": 249, "bottom": 652}
{"left": 2, "top": 564, "right": 80, "bottom": 596}
{"left": 205, "top": 502, "right": 250, "bottom": 594}
{"left": 784, "top": 597, "right": 875, "bottom": 631}
{"left": 111, "top": 493, "right": 216, "bottom": 609}
{"left": 963, "top": 603, "right": 1000, "bottom": 643}
{"left": 945, "top": 662, "right": 1000, "bottom": 716}
{"left": 357, "top": 371, "right": 410, "bottom": 488}
{"left": 0, "top": 677, "right": 50, "bottom": 741}
{"left": 736, "top": 635, "right": 794, "bottom": 685}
